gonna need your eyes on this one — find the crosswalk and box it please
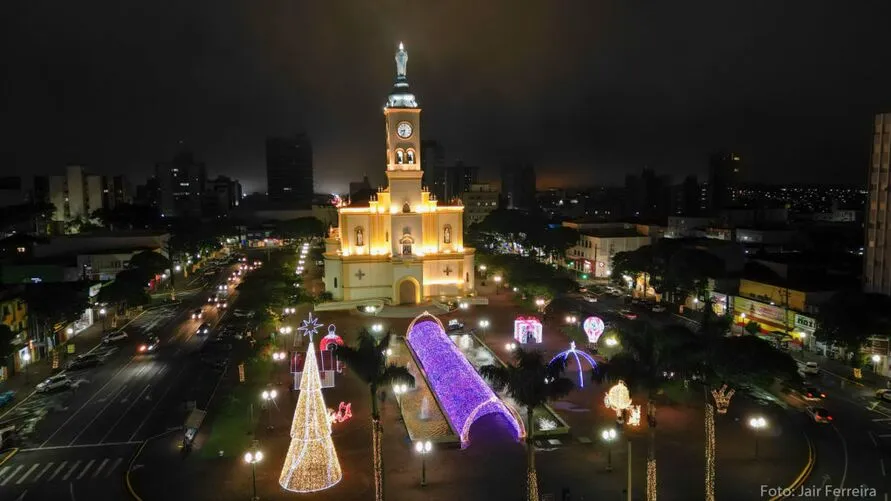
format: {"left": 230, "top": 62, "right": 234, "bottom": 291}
{"left": 0, "top": 457, "right": 123, "bottom": 486}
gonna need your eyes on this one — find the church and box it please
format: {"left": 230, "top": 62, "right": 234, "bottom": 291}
{"left": 322, "top": 43, "right": 475, "bottom": 305}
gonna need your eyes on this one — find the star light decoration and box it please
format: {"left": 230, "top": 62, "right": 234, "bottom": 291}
{"left": 298, "top": 312, "right": 324, "bottom": 342}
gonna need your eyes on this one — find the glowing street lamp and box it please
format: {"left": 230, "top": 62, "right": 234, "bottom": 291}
{"left": 535, "top": 298, "right": 546, "bottom": 313}
{"left": 605, "top": 337, "right": 619, "bottom": 347}
{"left": 478, "top": 319, "right": 490, "bottom": 337}
{"left": 385, "top": 348, "right": 393, "bottom": 357}
{"left": 601, "top": 428, "right": 617, "bottom": 472}
{"left": 243, "top": 450, "right": 263, "bottom": 501}
{"left": 261, "top": 390, "right": 278, "bottom": 429}
{"left": 372, "top": 323, "right": 383, "bottom": 334}
{"left": 21, "top": 351, "right": 30, "bottom": 383}
{"left": 175, "top": 264, "right": 182, "bottom": 272}
{"left": 565, "top": 315, "right": 578, "bottom": 325}
{"left": 505, "top": 342, "right": 517, "bottom": 352}
{"left": 393, "top": 383, "right": 409, "bottom": 404}
{"left": 873, "top": 354, "right": 882, "bottom": 373}
{"left": 414, "top": 440, "right": 433, "bottom": 486}
{"left": 493, "top": 275, "right": 502, "bottom": 294}
{"left": 748, "top": 416, "right": 768, "bottom": 457}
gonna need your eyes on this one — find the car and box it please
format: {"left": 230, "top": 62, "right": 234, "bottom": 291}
{"left": 36, "top": 374, "right": 73, "bottom": 393}
{"left": 447, "top": 319, "right": 465, "bottom": 332}
{"left": 102, "top": 330, "right": 128, "bottom": 343}
{"left": 191, "top": 309, "right": 203, "bottom": 320}
{"left": 652, "top": 304, "right": 667, "bottom": 313}
{"left": 619, "top": 310, "right": 638, "bottom": 320}
{"left": 802, "top": 362, "right": 819, "bottom": 375}
{"left": 0, "top": 391, "right": 15, "bottom": 408}
{"left": 196, "top": 323, "right": 212, "bottom": 336}
{"left": 138, "top": 335, "right": 160, "bottom": 353}
{"left": 584, "top": 295, "right": 598, "bottom": 303}
{"left": 802, "top": 386, "right": 826, "bottom": 401}
{"left": 67, "top": 354, "right": 102, "bottom": 370}
{"left": 876, "top": 389, "right": 891, "bottom": 402}
{"left": 805, "top": 406, "right": 833, "bottom": 424}
{"left": 216, "top": 301, "right": 228, "bottom": 309}
{"left": 233, "top": 309, "right": 254, "bottom": 318}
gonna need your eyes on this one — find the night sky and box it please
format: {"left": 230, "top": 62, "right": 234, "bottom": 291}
{"left": 4, "top": 1, "right": 891, "bottom": 193}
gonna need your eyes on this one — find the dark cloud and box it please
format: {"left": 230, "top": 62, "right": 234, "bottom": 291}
{"left": 2, "top": 1, "right": 890, "bottom": 193}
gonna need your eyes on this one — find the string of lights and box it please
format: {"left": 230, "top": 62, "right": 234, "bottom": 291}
{"left": 647, "top": 459, "right": 657, "bottom": 501}
{"left": 279, "top": 341, "right": 342, "bottom": 493}
{"left": 527, "top": 468, "right": 540, "bottom": 501}
{"left": 705, "top": 403, "right": 716, "bottom": 501}
{"left": 373, "top": 419, "right": 383, "bottom": 501}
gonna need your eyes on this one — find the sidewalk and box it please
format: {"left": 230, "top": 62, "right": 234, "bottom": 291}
{"left": 794, "top": 350, "right": 889, "bottom": 390}
{"left": 1, "top": 320, "right": 108, "bottom": 401}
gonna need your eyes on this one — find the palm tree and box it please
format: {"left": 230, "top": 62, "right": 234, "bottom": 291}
{"left": 480, "top": 347, "right": 573, "bottom": 501}
{"left": 335, "top": 330, "right": 413, "bottom": 501}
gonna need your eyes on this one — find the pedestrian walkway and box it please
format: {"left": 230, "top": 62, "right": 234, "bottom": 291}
{"left": 0, "top": 456, "right": 125, "bottom": 486}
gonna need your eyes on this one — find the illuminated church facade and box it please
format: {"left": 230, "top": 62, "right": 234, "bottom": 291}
{"left": 323, "top": 44, "right": 475, "bottom": 304}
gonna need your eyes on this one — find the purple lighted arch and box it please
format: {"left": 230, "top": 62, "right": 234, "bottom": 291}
{"left": 406, "top": 313, "right": 524, "bottom": 447}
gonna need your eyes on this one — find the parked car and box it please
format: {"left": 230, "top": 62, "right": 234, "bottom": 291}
{"left": 651, "top": 304, "right": 667, "bottom": 313}
{"left": 619, "top": 309, "right": 638, "bottom": 320}
{"left": 584, "top": 295, "right": 598, "bottom": 303}
{"left": 0, "top": 391, "right": 15, "bottom": 408}
{"left": 36, "top": 374, "right": 72, "bottom": 393}
{"left": 102, "top": 331, "right": 128, "bottom": 343}
{"left": 805, "top": 406, "right": 833, "bottom": 424}
{"left": 802, "top": 362, "right": 819, "bottom": 375}
{"left": 447, "top": 319, "right": 465, "bottom": 332}
{"left": 67, "top": 354, "right": 103, "bottom": 370}
{"left": 196, "top": 323, "right": 212, "bottom": 336}
{"left": 233, "top": 309, "right": 254, "bottom": 318}
{"left": 876, "top": 389, "right": 891, "bottom": 403}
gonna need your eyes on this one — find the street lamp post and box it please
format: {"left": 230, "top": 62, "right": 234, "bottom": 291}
{"left": 601, "top": 428, "right": 617, "bottom": 472}
{"left": 535, "top": 298, "right": 546, "bottom": 313}
{"left": 261, "top": 390, "right": 277, "bottom": 430}
{"left": 21, "top": 352, "right": 30, "bottom": 384}
{"left": 565, "top": 315, "right": 578, "bottom": 327}
{"left": 748, "top": 416, "right": 767, "bottom": 458}
{"left": 414, "top": 440, "right": 433, "bottom": 486}
{"left": 505, "top": 342, "right": 517, "bottom": 352}
{"left": 243, "top": 450, "right": 263, "bottom": 501}
{"left": 99, "top": 307, "right": 107, "bottom": 333}
{"left": 873, "top": 354, "right": 882, "bottom": 374}
{"left": 371, "top": 323, "right": 383, "bottom": 334}
{"left": 493, "top": 275, "right": 502, "bottom": 294}
{"left": 478, "top": 319, "right": 490, "bottom": 338}
{"left": 393, "top": 383, "right": 408, "bottom": 405}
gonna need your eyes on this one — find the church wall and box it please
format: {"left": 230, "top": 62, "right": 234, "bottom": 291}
{"left": 433, "top": 211, "right": 463, "bottom": 252}
{"left": 392, "top": 261, "right": 424, "bottom": 301}
{"left": 390, "top": 213, "right": 423, "bottom": 256}
{"left": 463, "top": 252, "right": 476, "bottom": 291}
{"left": 342, "top": 258, "right": 393, "bottom": 301}
{"left": 422, "top": 257, "right": 464, "bottom": 297}
{"left": 341, "top": 213, "right": 370, "bottom": 255}
{"left": 323, "top": 257, "right": 344, "bottom": 300}
{"left": 389, "top": 178, "right": 423, "bottom": 209}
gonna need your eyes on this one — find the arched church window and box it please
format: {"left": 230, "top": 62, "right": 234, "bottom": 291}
{"left": 334, "top": 277, "right": 338, "bottom": 288}
{"left": 402, "top": 202, "right": 411, "bottom": 213}
{"left": 407, "top": 150, "right": 415, "bottom": 164}
{"left": 396, "top": 150, "right": 404, "bottom": 164}
{"left": 355, "top": 227, "right": 365, "bottom": 247}
{"left": 400, "top": 236, "right": 413, "bottom": 256}
{"left": 443, "top": 225, "right": 452, "bottom": 244}
{"left": 385, "top": 231, "right": 389, "bottom": 242}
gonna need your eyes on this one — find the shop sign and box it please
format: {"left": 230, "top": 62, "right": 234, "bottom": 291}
{"left": 794, "top": 314, "right": 816, "bottom": 332}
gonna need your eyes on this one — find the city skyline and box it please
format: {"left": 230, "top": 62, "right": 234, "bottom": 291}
{"left": 5, "top": 2, "right": 891, "bottom": 193}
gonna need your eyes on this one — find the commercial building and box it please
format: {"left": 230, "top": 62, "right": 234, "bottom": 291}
{"left": 266, "top": 134, "right": 314, "bottom": 209}
{"left": 565, "top": 225, "right": 651, "bottom": 278}
{"left": 323, "top": 44, "right": 474, "bottom": 304}
{"left": 102, "top": 175, "right": 132, "bottom": 210}
{"left": 501, "top": 163, "right": 536, "bottom": 210}
{"left": 707, "top": 151, "right": 742, "bottom": 213}
{"left": 461, "top": 183, "right": 499, "bottom": 227}
{"left": 431, "top": 161, "right": 479, "bottom": 203}
{"left": 0, "top": 287, "right": 28, "bottom": 381}
{"left": 155, "top": 151, "right": 206, "bottom": 218}
{"left": 866, "top": 112, "right": 891, "bottom": 295}
{"left": 203, "top": 175, "right": 242, "bottom": 216}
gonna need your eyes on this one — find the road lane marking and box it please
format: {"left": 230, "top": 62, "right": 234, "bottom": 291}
{"left": 101, "top": 383, "right": 153, "bottom": 443}
{"left": 41, "top": 358, "right": 136, "bottom": 447}
{"left": 870, "top": 431, "right": 879, "bottom": 447}
{"left": 48, "top": 461, "right": 67, "bottom": 481}
{"left": 1, "top": 465, "right": 23, "bottom": 486}
{"left": 33, "top": 463, "right": 52, "bottom": 482}
{"left": 832, "top": 425, "right": 848, "bottom": 501}
{"left": 878, "top": 434, "right": 891, "bottom": 438}
{"left": 69, "top": 382, "right": 130, "bottom": 445}
{"left": 61, "top": 460, "right": 81, "bottom": 481}
{"left": 91, "top": 458, "right": 108, "bottom": 478}
{"left": 20, "top": 441, "right": 141, "bottom": 452}
{"left": 105, "top": 458, "right": 122, "bottom": 477}
{"left": 69, "top": 481, "right": 77, "bottom": 501}
{"left": 75, "top": 459, "right": 94, "bottom": 480}
{"left": 16, "top": 463, "right": 39, "bottom": 484}
{"left": 14, "top": 490, "right": 27, "bottom": 501}
{"left": 872, "top": 418, "right": 891, "bottom": 422}
{"left": 129, "top": 363, "right": 189, "bottom": 441}
{"left": 0, "top": 466, "right": 9, "bottom": 480}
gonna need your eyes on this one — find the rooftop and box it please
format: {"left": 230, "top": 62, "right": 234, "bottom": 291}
{"left": 580, "top": 228, "right": 643, "bottom": 238}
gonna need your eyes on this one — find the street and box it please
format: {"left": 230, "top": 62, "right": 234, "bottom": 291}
{"left": 0, "top": 265, "right": 240, "bottom": 501}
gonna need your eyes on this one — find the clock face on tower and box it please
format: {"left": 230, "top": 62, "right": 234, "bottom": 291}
{"left": 396, "top": 122, "right": 413, "bottom": 139}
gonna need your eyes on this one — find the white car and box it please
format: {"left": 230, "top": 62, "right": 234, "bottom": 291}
{"left": 233, "top": 309, "right": 254, "bottom": 318}
{"left": 876, "top": 389, "right": 891, "bottom": 403}
{"left": 36, "top": 374, "right": 73, "bottom": 393}
{"left": 102, "top": 331, "right": 128, "bottom": 343}
{"left": 652, "top": 304, "right": 667, "bottom": 313}
{"left": 802, "top": 362, "right": 819, "bottom": 375}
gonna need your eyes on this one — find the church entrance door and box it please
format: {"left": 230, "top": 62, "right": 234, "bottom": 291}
{"left": 398, "top": 279, "right": 418, "bottom": 305}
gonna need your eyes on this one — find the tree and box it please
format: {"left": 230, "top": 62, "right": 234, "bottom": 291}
{"left": 711, "top": 335, "right": 800, "bottom": 388}
{"left": 816, "top": 290, "right": 891, "bottom": 366}
{"left": 744, "top": 321, "right": 761, "bottom": 336}
{"left": 92, "top": 203, "right": 161, "bottom": 231}
{"left": 128, "top": 250, "right": 170, "bottom": 275}
{"left": 24, "top": 283, "right": 89, "bottom": 352}
{"left": 277, "top": 218, "right": 326, "bottom": 240}
{"left": 334, "top": 330, "right": 413, "bottom": 501}
{"left": 480, "top": 347, "right": 573, "bottom": 501}
{"left": 98, "top": 269, "right": 152, "bottom": 311}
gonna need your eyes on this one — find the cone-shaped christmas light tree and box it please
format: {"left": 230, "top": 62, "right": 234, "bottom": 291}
{"left": 279, "top": 341, "right": 342, "bottom": 492}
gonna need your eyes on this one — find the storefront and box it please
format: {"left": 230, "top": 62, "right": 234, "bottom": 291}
{"left": 732, "top": 296, "right": 816, "bottom": 350}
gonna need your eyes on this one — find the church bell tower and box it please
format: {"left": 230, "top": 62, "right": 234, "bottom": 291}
{"left": 384, "top": 43, "right": 423, "bottom": 207}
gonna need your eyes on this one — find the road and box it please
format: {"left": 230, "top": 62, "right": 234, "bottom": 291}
{"left": 0, "top": 263, "right": 242, "bottom": 501}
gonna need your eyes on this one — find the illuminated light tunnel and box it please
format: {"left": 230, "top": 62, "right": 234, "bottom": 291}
{"left": 405, "top": 312, "right": 525, "bottom": 447}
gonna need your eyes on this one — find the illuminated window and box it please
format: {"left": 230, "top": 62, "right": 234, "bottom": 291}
{"left": 396, "top": 150, "right": 404, "bottom": 164}
{"left": 401, "top": 235, "right": 414, "bottom": 256}
{"left": 407, "top": 150, "right": 415, "bottom": 164}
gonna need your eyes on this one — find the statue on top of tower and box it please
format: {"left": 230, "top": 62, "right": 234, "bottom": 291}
{"left": 396, "top": 42, "right": 408, "bottom": 78}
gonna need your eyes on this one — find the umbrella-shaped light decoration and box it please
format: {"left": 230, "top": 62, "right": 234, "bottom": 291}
{"left": 548, "top": 341, "right": 598, "bottom": 388}
{"left": 582, "top": 316, "right": 605, "bottom": 344}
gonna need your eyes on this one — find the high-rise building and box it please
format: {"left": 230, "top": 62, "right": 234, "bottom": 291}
{"left": 431, "top": 161, "right": 479, "bottom": 202}
{"left": 48, "top": 165, "right": 105, "bottom": 222}
{"left": 155, "top": 150, "right": 207, "bottom": 218}
{"left": 203, "top": 175, "right": 242, "bottom": 216}
{"left": 420, "top": 140, "right": 445, "bottom": 191}
{"left": 865, "top": 113, "right": 891, "bottom": 294}
{"left": 266, "top": 134, "right": 313, "bottom": 209}
{"left": 707, "top": 151, "right": 742, "bottom": 213}
{"left": 102, "top": 175, "right": 132, "bottom": 210}
{"left": 500, "top": 163, "right": 536, "bottom": 210}
{"left": 0, "top": 177, "right": 27, "bottom": 208}
{"left": 348, "top": 175, "right": 372, "bottom": 198}
{"left": 670, "top": 175, "right": 705, "bottom": 216}
{"left": 624, "top": 168, "right": 670, "bottom": 219}
{"left": 461, "top": 183, "right": 499, "bottom": 227}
